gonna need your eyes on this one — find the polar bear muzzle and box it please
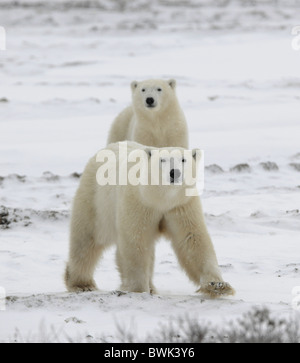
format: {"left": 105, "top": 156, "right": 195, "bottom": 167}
{"left": 170, "top": 168, "right": 181, "bottom": 184}
{"left": 146, "top": 97, "right": 155, "bottom": 108}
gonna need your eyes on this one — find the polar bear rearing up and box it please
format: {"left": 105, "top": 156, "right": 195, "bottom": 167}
{"left": 107, "top": 79, "right": 188, "bottom": 148}
{"left": 65, "top": 142, "right": 234, "bottom": 298}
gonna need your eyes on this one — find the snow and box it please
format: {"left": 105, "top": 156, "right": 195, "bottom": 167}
{"left": 0, "top": 0, "right": 300, "bottom": 342}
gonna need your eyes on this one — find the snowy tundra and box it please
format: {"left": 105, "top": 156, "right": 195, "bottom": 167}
{"left": 0, "top": 0, "right": 300, "bottom": 342}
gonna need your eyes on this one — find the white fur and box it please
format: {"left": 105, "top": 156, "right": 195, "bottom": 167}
{"left": 65, "top": 142, "right": 234, "bottom": 297}
{"left": 107, "top": 79, "right": 189, "bottom": 148}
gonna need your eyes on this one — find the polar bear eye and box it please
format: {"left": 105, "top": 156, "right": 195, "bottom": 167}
{"left": 182, "top": 158, "right": 187, "bottom": 163}
{"left": 141, "top": 88, "right": 146, "bottom": 92}
{"left": 157, "top": 88, "right": 162, "bottom": 92}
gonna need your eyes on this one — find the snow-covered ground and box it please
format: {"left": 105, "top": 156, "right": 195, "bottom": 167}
{"left": 0, "top": 0, "right": 300, "bottom": 342}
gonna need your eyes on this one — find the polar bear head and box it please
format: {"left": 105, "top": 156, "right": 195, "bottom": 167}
{"left": 130, "top": 79, "right": 177, "bottom": 113}
{"left": 96, "top": 142, "right": 203, "bottom": 212}
{"left": 136, "top": 146, "right": 202, "bottom": 211}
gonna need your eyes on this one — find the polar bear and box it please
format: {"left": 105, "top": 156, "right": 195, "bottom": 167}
{"left": 64, "top": 141, "right": 234, "bottom": 298}
{"left": 107, "top": 79, "right": 188, "bottom": 148}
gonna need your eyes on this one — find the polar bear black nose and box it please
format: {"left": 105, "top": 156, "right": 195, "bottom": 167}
{"left": 146, "top": 97, "right": 155, "bottom": 106}
{"left": 170, "top": 169, "right": 181, "bottom": 180}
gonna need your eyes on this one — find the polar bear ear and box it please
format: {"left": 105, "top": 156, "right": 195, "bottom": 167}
{"left": 168, "top": 79, "right": 176, "bottom": 89}
{"left": 192, "top": 149, "right": 201, "bottom": 160}
{"left": 145, "top": 149, "right": 152, "bottom": 158}
{"left": 131, "top": 81, "right": 138, "bottom": 91}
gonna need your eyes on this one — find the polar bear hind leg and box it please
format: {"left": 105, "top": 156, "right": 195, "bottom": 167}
{"left": 65, "top": 200, "right": 106, "bottom": 292}
{"left": 65, "top": 239, "right": 105, "bottom": 292}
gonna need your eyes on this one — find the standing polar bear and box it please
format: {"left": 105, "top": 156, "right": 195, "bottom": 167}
{"left": 107, "top": 79, "right": 189, "bottom": 148}
{"left": 65, "top": 141, "right": 234, "bottom": 298}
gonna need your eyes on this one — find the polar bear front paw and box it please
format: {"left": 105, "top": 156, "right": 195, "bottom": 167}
{"left": 198, "top": 282, "right": 235, "bottom": 298}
